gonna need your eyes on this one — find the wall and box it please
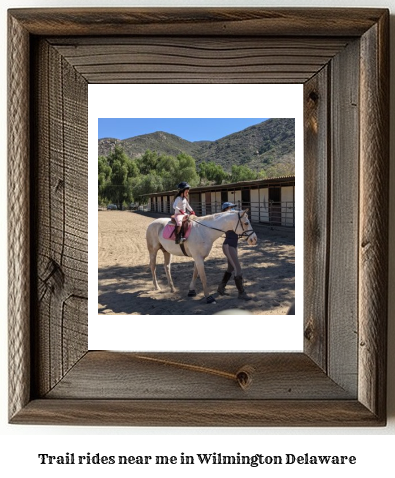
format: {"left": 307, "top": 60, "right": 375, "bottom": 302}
{"left": 150, "top": 183, "right": 295, "bottom": 225}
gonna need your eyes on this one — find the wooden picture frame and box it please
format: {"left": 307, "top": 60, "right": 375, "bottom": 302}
{"left": 8, "top": 8, "right": 389, "bottom": 426}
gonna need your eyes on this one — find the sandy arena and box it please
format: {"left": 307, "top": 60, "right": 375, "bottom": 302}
{"left": 98, "top": 210, "right": 295, "bottom": 315}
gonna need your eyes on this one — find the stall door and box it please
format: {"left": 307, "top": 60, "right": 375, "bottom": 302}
{"left": 205, "top": 192, "right": 212, "bottom": 214}
{"left": 189, "top": 193, "right": 201, "bottom": 215}
{"left": 241, "top": 189, "right": 251, "bottom": 213}
{"left": 269, "top": 187, "right": 281, "bottom": 225}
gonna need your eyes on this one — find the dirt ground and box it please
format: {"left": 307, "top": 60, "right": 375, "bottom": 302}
{"left": 98, "top": 210, "right": 295, "bottom": 315}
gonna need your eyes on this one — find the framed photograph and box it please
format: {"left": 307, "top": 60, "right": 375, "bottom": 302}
{"left": 8, "top": 8, "right": 389, "bottom": 426}
{"left": 90, "top": 85, "right": 303, "bottom": 351}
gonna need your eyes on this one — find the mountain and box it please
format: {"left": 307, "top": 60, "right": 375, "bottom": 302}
{"left": 98, "top": 118, "right": 295, "bottom": 173}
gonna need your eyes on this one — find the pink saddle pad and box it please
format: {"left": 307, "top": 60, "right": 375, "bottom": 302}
{"left": 163, "top": 222, "right": 192, "bottom": 240}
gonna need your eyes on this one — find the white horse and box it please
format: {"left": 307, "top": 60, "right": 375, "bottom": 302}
{"left": 146, "top": 210, "right": 257, "bottom": 303}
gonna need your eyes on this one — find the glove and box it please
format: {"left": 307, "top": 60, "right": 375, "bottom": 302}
{"left": 179, "top": 209, "right": 185, "bottom": 214}
{"left": 190, "top": 210, "right": 195, "bottom": 215}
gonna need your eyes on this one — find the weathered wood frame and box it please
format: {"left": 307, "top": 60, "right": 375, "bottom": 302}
{"left": 8, "top": 8, "right": 389, "bottom": 426}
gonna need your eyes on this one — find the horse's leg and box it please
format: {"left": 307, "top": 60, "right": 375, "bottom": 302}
{"left": 148, "top": 249, "right": 161, "bottom": 290}
{"left": 163, "top": 250, "right": 175, "bottom": 292}
{"left": 187, "top": 263, "right": 199, "bottom": 297}
{"left": 194, "top": 257, "right": 216, "bottom": 304}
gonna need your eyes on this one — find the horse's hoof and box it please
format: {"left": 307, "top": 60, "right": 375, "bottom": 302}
{"left": 188, "top": 290, "right": 197, "bottom": 297}
{"left": 206, "top": 295, "right": 216, "bottom": 304}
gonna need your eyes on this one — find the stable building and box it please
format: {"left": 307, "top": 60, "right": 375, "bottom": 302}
{"left": 145, "top": 176, "right": 295, "bottom": 227}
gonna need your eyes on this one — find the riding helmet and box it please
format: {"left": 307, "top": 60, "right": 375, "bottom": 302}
{"left": 221, "top": 202, "right": 236, "bottom": 211}
{"left": 177, "top": 181, "right": 191, "bottom": 190}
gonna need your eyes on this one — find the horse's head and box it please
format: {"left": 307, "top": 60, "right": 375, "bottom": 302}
{"left": 235, "top": 209, "right": 257, "bottom": 245}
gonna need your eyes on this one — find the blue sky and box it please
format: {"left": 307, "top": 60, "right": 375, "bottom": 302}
{"left": 98, "top": 118, "right": 269, "bottom": 142}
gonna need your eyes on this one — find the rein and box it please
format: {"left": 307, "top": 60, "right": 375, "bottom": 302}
{"left": 190, "top": 212, "right": 255, "bottom": 239}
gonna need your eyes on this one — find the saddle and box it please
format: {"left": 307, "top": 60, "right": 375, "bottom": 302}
{"left": 163, "top": 216, "right": 192, "bottom": 240}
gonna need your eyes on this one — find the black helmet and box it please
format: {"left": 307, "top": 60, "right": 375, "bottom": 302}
{"left": 177, "top": 181, "right": 191, "bottom": 190}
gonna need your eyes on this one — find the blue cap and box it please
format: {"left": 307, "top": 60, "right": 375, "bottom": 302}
{"left": 221, "top": 202, "right": 236, "bottom": 211}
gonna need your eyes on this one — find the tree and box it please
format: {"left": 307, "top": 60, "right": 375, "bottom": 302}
{"left": 136, "top": 150, "right": 159, "bottom": 175}
{"left": 174, "top": 152, "right": 199, "bottom": 187}
{"left": 104, "top": 146, "right": 136, "bottom": 208}
{"left": 198, "top": 160, "right": 229, "bottom": 185}
{"left": 107, "top": 145, "right": 129, "bottom": 168}
{"left": 156, "top": 154, "right": 178, "bottom": 191}
{"left": 198, "top": 161, "right": 208, "bottom": 184}
{"left": 230, "top": 165, "right": 257, "bottom": 183}
{"left": 265, "top": 157, "right": 295, "bottom": 178}
{"left": 127, "top": 158, "right": 140, "bottom": 178}
{"left": 98, "top": 156, "right": 112, "bottom": 204}
{"left": 105, "top": 160, "right": 130, "bottom": 209}
{"left": 132, "top": 173, "right": 164, "bottom": 203}
{"left": 204, "top": 161, "right": 229, "bottom": 185}
{"left": 257, "top": 169, "right": 268, "bottom": 180}
{"left": 156, "top": 154, "right": 177, "bottom": 175}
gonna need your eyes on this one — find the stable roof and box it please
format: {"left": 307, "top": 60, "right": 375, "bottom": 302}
{"left": 143, "top": 175, "right": 295, "bottom": 198}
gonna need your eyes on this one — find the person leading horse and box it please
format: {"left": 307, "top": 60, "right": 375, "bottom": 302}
{"left": 217, "top": 201, "right": 251, "bottom": 300}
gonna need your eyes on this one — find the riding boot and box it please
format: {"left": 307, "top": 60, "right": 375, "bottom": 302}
{"left": 175, "top": 227, "right": 182, "bottom": 244}
{"left": 217, "top": 271, "right": 232, "bottom": 295}
{"left": 234, "top": 275, "right": 252, "bottom": 301}
{"left": 180, "top": 222, "right": 188, "bottom": 243}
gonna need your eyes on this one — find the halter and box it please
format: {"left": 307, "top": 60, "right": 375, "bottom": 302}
{"left": 191, "top": 211, "right": 255, "bottom": 240}
{"left": 234, "top": 213, "right": 256, "bottom": 239}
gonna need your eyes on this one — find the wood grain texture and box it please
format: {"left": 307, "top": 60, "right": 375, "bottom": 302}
{"left": 49, "top": 37, "right": 350, "bottom": 84}
{"left": 327, "top": 39, "right": 360, "bottom": 396}
{"left": 11, "top": 399, "right": 384, "bottom": 427}
{"left": 7, "top": 8, "right": 389, "bottom": 426}
{"left": 303, "top": 67, "right": 330, "bottom": 370}
{"left": 31, "top": 39, "right": 88, "bottom": 397}
{"left": 8, "top": 8, "right": 387, "bottom": 37}
{"left": 8, "top": 13, "right": 31, "bottom": 421}
{"left": 46, "top": 352, "right": 354, "bottom": 400}
{"left": 359, "top": 12, "right": 389, "bottom": 421}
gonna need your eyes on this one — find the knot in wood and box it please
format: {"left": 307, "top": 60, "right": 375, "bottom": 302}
{"left": 236, "top": 365, "right": 255, "bottom": 390}
{"left": 304, "top": 322, "right": 314, "bottom": 341}
{"left": 308, "top": 90, "right": 319, "bottom": 103}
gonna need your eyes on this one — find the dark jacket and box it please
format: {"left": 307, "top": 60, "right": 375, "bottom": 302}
{"left": 223, "top": 230, "right": 238, "bottom": 248}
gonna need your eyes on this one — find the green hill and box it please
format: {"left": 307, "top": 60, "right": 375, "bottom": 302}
{"left": 98, "top": 118, "right": 295, "bottom": 174}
